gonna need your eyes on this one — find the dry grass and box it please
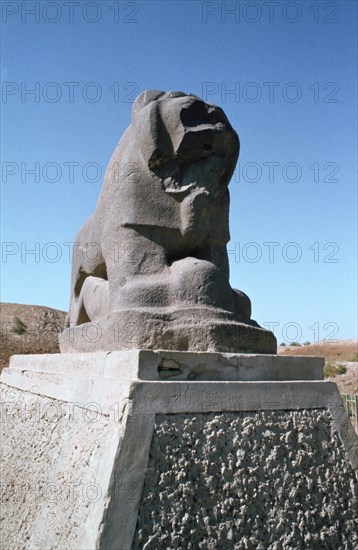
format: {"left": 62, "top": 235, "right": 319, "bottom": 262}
{"left": 278, "top": 340, "right": 358, "bottom": 394}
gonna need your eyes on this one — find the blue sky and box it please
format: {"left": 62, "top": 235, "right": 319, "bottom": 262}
{"left": 1, "top": 0, "right": 357, "bottom": 344}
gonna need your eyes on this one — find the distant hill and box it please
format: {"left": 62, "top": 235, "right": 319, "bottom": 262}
{"left": 0, "top": 302, "right": 67, "bottom": 372}
{"left": 278, "top": 340, "right": 358, "bottom": 363}
{"left": 278, "top": 340, "right": 358, "bottom": 394}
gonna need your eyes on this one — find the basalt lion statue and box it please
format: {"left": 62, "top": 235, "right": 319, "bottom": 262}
{"left": 60, "top": 90, "right": 276, "bottom": 353}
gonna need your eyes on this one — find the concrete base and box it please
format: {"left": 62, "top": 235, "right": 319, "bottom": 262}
{"left": 1, "top": 351, "right": 358, "bottom": 549}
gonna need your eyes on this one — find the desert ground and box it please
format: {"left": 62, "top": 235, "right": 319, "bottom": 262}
{"left": 278, "top": 341, "right": 358, "bottom": 394}
{"left": 0, "top": 302, "right": 66, "bottom": 373}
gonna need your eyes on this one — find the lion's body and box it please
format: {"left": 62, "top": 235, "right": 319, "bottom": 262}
{"left": 61, "top": 90, "right": 276, "bottom": 355}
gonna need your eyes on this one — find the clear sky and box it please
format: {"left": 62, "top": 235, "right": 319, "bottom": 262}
{"left": 1, "top": 0, "right": 357, "bottom": 344}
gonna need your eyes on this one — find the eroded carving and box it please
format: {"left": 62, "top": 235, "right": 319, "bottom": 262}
{"left": 60, "top": 90, "right": 276, "bottom": 353}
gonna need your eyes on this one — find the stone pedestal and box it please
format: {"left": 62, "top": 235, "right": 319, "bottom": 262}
{"left": 1, "top": 351, "right": 357, "bottom": 549}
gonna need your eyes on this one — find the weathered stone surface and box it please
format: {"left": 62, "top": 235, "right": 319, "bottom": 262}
{"left": 4, "top": 350, "right": 324, "bottom": 386}
{"left": 0, "top": 384, "right": 118, "bottom": 550}
{"left": 133, "top": 410, "right": 358, "bottom": 550}
{"left": 60, "top": 90, "right": 276, "bottom": 354}
{"left": 2, "top": 353, "right": 357, "bottom": 549}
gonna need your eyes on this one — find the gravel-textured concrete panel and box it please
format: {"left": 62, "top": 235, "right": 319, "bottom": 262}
{"left": 133, "top": 410, "right": 358, "bottom": 549}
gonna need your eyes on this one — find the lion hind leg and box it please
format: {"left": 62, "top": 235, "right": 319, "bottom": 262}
{"left": 80, "top": 276, "right": 110, "bottom": 323}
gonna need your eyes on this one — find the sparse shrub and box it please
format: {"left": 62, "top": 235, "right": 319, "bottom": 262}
{"left": 290, "top": 342, "right": 301, "bottom": 347}
{"left": 347, "top": 352, "right": 358, "bottom": 362}
{"left": 303, "top": 341, "right": 311, "bottom": 346}
{"left": 324, "top": 362, "right": 347, "bottom": 378}
{"left": 11, "top": 316, "right": 27, "bottom": 335}
{"left": 280, "top": 342, "right": 286, "bottom": 346}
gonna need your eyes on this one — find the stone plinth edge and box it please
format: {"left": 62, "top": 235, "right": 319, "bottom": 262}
{"left": 6, "top": 349, "right": 324, "bottom": 382}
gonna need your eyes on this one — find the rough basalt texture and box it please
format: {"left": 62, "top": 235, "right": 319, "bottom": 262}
{"left": 60, "top": 90, "right": 276, "bottom": 354}
{"left": 133, "top": 410, "right": 358, "bottom": 549}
